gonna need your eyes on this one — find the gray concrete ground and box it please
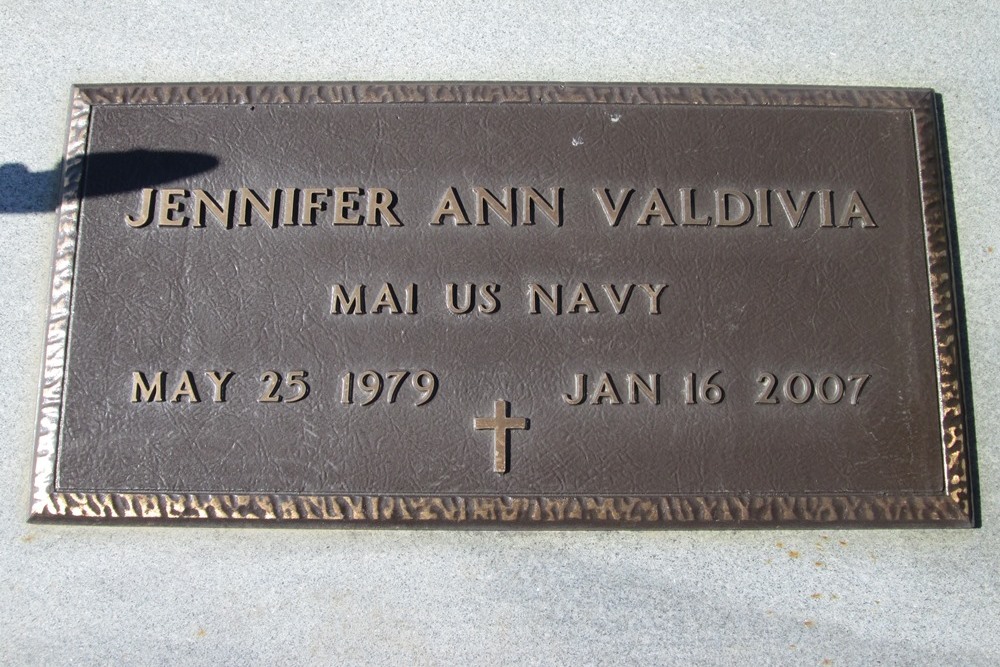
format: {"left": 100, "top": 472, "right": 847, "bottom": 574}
{"left": 1, "top": 2, "right": 997, "bottom": 664}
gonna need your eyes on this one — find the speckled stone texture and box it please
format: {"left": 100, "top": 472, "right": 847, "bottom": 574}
{"left": 1, "top": 1, "right": 997, "bottom": 664}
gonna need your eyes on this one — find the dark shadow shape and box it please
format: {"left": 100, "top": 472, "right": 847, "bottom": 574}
{"left": 935, "top": 93, "right": 980, "bottom": 527}
{"left": 0, "top": 162, "right": 61, "bottom": 213}
{"left": 0, "top": 150, "right": 219, "bottom": 214}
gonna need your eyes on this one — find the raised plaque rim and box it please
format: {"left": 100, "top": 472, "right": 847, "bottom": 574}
{"left": 29, "top": 83, "right": 974, "bottom": 527}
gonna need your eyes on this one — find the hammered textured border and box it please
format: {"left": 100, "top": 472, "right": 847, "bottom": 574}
{"left": 30, "top": 83, "right": 973, "bottom": 527}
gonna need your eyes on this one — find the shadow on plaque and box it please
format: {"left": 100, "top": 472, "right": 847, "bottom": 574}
{"left": 0, "top": 150, "right": 219, "bottom": 213}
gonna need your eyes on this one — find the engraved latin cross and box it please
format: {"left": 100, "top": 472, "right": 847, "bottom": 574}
{"left": 473, "top": 399, "right": 528, "bottom": 474}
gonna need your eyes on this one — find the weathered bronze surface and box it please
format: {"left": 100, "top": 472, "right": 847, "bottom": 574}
{"left": 31, "top": 83, "right": 973, "bottom": 527}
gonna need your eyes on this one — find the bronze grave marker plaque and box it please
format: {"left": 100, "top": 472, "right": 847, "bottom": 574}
{"left": 30, "top": 83, "right": 973, "bottom": 527}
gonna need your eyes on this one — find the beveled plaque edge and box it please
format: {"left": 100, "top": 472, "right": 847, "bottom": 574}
{"left": 29, "top": 83, "right": 974, "bottom": 528}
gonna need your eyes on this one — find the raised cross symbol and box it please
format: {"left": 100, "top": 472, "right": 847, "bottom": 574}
{"left": 473, "top": 399, "right": 529, "bottom": 474}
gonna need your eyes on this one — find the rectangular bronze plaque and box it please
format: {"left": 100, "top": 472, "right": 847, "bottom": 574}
{"left": 31, "top": 83, "right": 973, "bottom": 527}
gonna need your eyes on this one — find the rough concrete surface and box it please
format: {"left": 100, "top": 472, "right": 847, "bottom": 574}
{"left": 1, "top": 1, "right": 997, "bottom": 664}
